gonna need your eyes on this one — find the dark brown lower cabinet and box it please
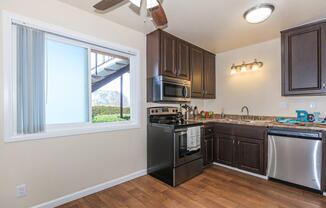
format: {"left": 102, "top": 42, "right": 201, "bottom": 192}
{"left": 203, "top": 135, "right": 214, "bottom": 166}
{"left": 202, "top": 125, "right": 215, "bottom": 167}
{"left": 214, "top": 134, "right": 236, "bottom": 167}
{"left": 213, "top": 124, "right": 266, "bottom": 175}
{"left": 237, "top": 137, "right": 264, "bottom": 175}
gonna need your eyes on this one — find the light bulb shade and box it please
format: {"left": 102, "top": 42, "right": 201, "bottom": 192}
{"left": 129, "top": 0, "right": 141, "bottom": 7}
{"left": 147, "top": 0, "right": 159, "bottom": 9}
{"left": 252, "top": 64, "right": 259, "bottom": 71}
{"left": 241, "top": 65, "right": 247, "bottom": 72}
{"left": 244, "top": 3, "right": 275, "bottom": 24}
{"left": 231, "top": 69, "right": 237, "bottom": 75}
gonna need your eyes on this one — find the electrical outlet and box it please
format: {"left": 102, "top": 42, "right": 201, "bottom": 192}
{"left": 309, "top": 102, "right": 317, "bottom": 109}
{"left": 16, "top": 184, "right": 27, "bottom": 198}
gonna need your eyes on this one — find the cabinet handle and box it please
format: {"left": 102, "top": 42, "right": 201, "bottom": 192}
{"left": 233, "top": 140, "right": 235, "bottom": 144}
{"left": 238, "top": 141, "right": 240, "bottom": 145}
{"left": 323, "top": 82, "right": 326, "bottom": 89}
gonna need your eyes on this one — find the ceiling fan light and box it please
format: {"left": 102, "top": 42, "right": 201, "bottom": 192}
{"left": 147, "top": 0, "right": 159, "bottom": 9}
{"left": 244, "top": 3, "right": 275, "bottom": 24}
{"left": 129, "top": 0, "right": 141, "bottom": 7}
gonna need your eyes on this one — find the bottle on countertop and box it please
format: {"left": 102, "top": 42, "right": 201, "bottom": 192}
{"left": 193, "top": 106, "right": 199, "bottom": 118}
{"left": 221, "top": 108, "right": 225, "bottom": 119}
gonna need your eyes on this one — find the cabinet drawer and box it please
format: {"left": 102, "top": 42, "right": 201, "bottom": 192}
{"left": 215, "top": 123, "right": 233, "bottom": 135}
{"left": 233, "top": 125, "right": 266, "bottom": 140}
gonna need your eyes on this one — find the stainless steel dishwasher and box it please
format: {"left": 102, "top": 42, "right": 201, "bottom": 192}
{"left": 267, "top": 128, "right": 322, "bottom": 191}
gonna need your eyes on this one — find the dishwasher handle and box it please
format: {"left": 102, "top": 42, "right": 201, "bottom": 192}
{"left": 268, "top": 129, "right": 322, "bottom": 140}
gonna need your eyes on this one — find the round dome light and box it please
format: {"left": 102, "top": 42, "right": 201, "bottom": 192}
{"left": 244, "top": 3, "right": 275, "bottom": 24}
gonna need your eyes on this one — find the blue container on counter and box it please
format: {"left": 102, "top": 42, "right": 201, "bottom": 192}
{"left": 296, "top": 110, "right": 308, "bottom": 122}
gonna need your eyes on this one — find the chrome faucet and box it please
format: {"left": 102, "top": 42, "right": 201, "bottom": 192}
{"left": 241, "top": 106, "right": 250, "bottom": 116}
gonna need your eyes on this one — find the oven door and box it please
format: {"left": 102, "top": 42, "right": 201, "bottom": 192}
{"left": 174, "top": 128, "right": 202, "bottom": 167}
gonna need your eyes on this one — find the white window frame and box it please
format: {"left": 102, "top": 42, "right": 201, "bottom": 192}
{"left": 2, "top": 11, "right": 141, "bottom": 143}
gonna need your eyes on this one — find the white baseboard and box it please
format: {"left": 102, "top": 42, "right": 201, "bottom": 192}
{"left": 31, "top": 169, "right": 147, "bottom": 208}
{"left": 213, "top": 162, "right": 268, "bottom": 180}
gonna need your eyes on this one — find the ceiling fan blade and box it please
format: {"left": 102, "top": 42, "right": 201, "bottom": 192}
{"left": 93, "top": 0, "right": 125, "bottom": 10}
{"left": 149, "top": 2, "right": 168, "bottom": 27}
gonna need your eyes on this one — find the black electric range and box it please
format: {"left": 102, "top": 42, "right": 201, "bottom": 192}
{"left": 147, "top": 107, "right": 203, "bottom": 187}
{"left": 148, "top": 107, "right": 203, "bottom": 128}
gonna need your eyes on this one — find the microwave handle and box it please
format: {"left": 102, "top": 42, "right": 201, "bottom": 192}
{"left": 183, "top": 86, "right": 188, "bottom": 98}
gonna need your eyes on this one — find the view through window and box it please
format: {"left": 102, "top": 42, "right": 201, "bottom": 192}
{"left": 91, "top": 50, "right": 131, "bottom": 123}
{"left": 8, "top": 20, "right": 137, "bottom": 140}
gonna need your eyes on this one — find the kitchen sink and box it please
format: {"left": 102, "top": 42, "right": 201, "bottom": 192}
{"left": 221, "top": 118, "right": 271, "bottom": 124}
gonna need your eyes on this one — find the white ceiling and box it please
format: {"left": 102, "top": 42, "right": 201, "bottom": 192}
{"left": 59, "top": 0, "right": 326, "bottom": 53}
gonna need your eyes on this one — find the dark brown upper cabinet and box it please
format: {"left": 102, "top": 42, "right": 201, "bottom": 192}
{"left": 190, "top": 46, "right": 204, "bottom": 97}
{"left": 190, "top": 46, "right": 216, "bottom": 99}
{"left": 177, "top": 40, "right": 190, "bottom": 80}
{"left": 147, "top": 30, "right": 190, "bottom": 80}
{"left": 147, "top": 29, "right": 216, "bottom": 100}
{"left": 204, "top": 52, "right": 216, "bottom": 99}
{"left": 282, "top": 21, "right": 326, "bottom": 96}
{"left": 162, "top": 32, "right": 177, "bottom": 77}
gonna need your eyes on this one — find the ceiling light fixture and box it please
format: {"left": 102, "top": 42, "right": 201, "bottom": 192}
{"left": 146, "top": 0, "right": 159, "bottom": 9}
{"left": 129, "top": 0, "right": 141, "bottom": 7}
{"left": 129, "top": 0, "right": 159, "bottom": 9}
{"left": 244, "top": 3, "right": 275, "bottom": 24}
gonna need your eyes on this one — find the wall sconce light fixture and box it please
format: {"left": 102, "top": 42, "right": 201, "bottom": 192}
{"left": 230, "top": 59, "right": 263, "bottom": 75}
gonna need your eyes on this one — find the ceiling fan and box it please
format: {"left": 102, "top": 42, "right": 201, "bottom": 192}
{"left": 93, "top": 0, "right": 168, "bottom": 28}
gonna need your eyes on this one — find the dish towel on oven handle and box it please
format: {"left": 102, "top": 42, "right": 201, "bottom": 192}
{"left": 187, "top": 126, "right": 201, "bottom": 152}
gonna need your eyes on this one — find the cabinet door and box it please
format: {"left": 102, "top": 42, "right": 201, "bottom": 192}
{"left": 282, "top": 23, "right": 326, "bottom": 96}
{"left": 177, "top": 40, "right": 190, "bottom": 80}
{"left": 161, "top": 32, "right": 177, "bottom": 77}
{"left": 203, "top": 136, "right": 214, "bottom": 166}
{"left": 190, "top": 46, "right": 204, "bottom": 98}
{"left": 203, "top": 52, "right": 216, "bottom": 99}
{"left": 214, "top": 134, "right": 236, "bottom": 166}
{"left": 236, "top": 137, "right": 264, "bottom": 175}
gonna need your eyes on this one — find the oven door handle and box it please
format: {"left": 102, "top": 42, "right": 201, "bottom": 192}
{"left": 174, "top": 128, "right": 187, "bottom": 133}
{"left": 176, "top": 132, "right": 187, "bottom": 137}
{"left": 175, "top": 129, "right": 188, "bottom": 137}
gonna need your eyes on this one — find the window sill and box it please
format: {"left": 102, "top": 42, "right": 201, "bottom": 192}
{"left": 4, "top": 121, "right": 141, "bottom": 143}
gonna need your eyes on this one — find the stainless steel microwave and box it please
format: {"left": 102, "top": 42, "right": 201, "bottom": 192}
{"left": 152, "top": 76, "right": 191, "bottom": 103}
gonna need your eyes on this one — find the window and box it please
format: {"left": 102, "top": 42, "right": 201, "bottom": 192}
{"left": 3, "top": 12, "right": 140, "bottom": 142}
{"left": 46, "top": 37, "right": 89, "bottom": 125}
{"left": 91, "top": 50, "right": 131, "bottom": 123}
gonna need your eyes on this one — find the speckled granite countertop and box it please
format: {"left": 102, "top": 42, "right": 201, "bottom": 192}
{"left": 188, "top": 117, "right": 326, "bottom": 132}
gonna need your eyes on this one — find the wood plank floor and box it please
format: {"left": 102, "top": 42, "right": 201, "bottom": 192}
{"left": 58, "top": 166, "right": 326, "bottom": 208}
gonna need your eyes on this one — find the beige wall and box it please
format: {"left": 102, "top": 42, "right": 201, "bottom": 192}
{"left": 0, "top": 0, "right": 146, "bottom": 207}
{"left": 205, "top": 38, "right": 326, "bottom": 118}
